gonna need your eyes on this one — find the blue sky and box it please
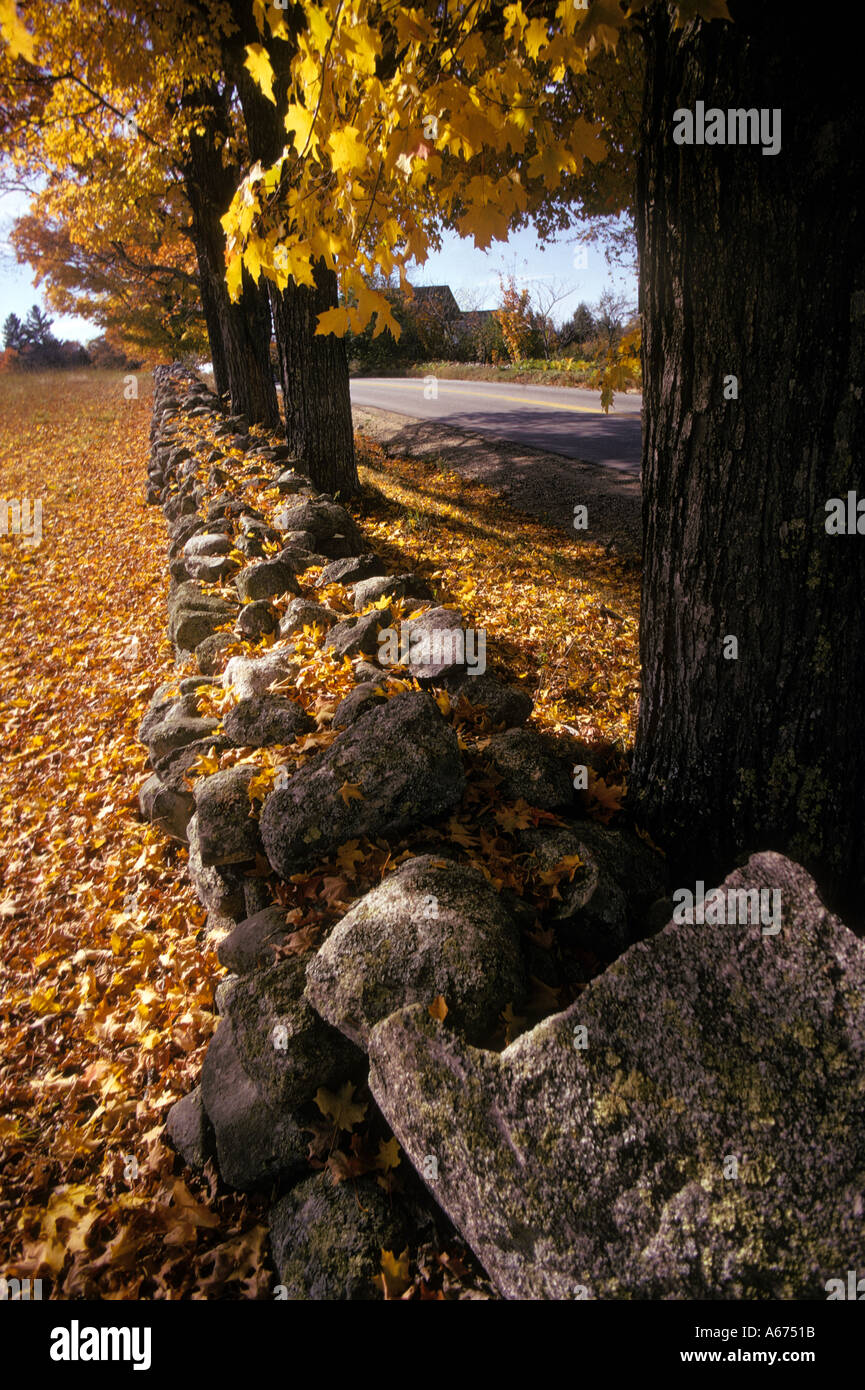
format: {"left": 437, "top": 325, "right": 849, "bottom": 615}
{"left": 1, "top": 186, "right": 637, "bottom": 344}
{"left": 413, "top": 221, "right": 636, "bottom": 323}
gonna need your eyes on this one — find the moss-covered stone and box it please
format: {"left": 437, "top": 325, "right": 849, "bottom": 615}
{"left": 369, "top": 853, "right": 865, "bottom": 1300}
{"left": 305, "top": 856, "right": 527, "bottom": 1048}
{"left": 270, "top": 1176, "right": 411, "bottom": 1300}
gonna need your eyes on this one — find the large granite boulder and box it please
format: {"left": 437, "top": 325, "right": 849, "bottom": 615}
{"left": 306, "top": 856, "right": 527, "bottom": 1049}
{"left": 192, "top": 766, "right": 262, "bottom": 867}
{"left": 186, "top": 814, "right": 248, "bottom": 919}
{"left": 236, "top": 558, "right": 299, "bottom": 602}
{"left": 217, "top": 906, "right": 295, "bottom": 975}
{"left": 223, "top": 647, "right": 298, "bottom": 700}
{"left": 440, "top": 671, "right": 533, "bottom": 729}
{"left": 236, "top": 599, "right": 279, "bottom": 641}
{"left": 141, "top": 694, "right": 219, "bottom": 763}
{"left": 274, "top": 499, "right": 364, "bottom": 552}
{"left": 315, "top": 554, "right": 385, "bottom": 588}
{"left": 167, "top": 582, "right": 238, "bottom": 654}
{"left": 138, "top": 772, "right": 194, "bottom": 842}
{"left": 368, "top": 854, "right": 865, "bottom": 1300}
{"left": 352, "top": 573, "right": 433, "bottom": 611}
{"left": 279, "top": 598, "right": 339, "bottom": 637}
{"left": 164, "top": 1086, "right": 215, "bottom": 1171}
{"left": 260, "top": 692, "right": 466, "bottom": 878}
{"left": 520, "top": 822, "right": 667, "bottom": 961}
{"left": 378, "top": 606, "right": 468, "bottom": 681}
{"left": 324, "top": 611, "right": 389, "bottom": 661}
{"left": 183, "top": 532, "right": 232, "bottom": 558}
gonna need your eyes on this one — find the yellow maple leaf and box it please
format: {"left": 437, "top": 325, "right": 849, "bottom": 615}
{"left": 493, "top": 800, "right": 533, "bottom": 832}
{"left": 185, "top": 749, "right": 221, "bottom": 780}
{"left": 327, "top": 124, "right": 368, "bottom": 174}
{"left": 523, "top": 16, "right": 549, "bottom": 59}
{"left": 244, "top": 43, "right": 277, "bottom": 104}
{"left": 284, "top": 101, "right": 316, "bottom": 152}
{"left": 375, "top": 1137, "right": 401, "bottom": 1173}
{"left": 585, "top": 770, "right": 625, "bottom": 824}
{"left": 225, "top": 253, "right": 244, "bottom": 304}
{"left": 247, "top": 767, "right": 277, "bottom": 802}
{"left": 338, "top": 780, "right": 364, "bottom": 805}
{"left": 379, "top": 1247, "right": 412, "bottom": 1299}
{"left": 0, "top": 0, "right": 35, "bottom": 62}
{"left": 314, "top": 305, "right": 350, "bottom": 338}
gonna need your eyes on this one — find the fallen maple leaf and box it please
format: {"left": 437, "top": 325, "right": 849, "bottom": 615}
{"left": 314, "top": 1082, "right": 367, "bottom": 1133}
{"left": 379, "top": 1247, "right": 412, "bottom": 1299}
{"left": 335, "top": 839, "right": 366, "bottom": 875}
{"left": 375, "top": 1137, "right": 401, "bottom": 1173}
{"left": 493, "top": 800, "right": 534, "bottom": 832}
{"left": 585, "top": 770, "right": 626, "bottom": 824}
{"left": 337, "top": 780, "right": 364, "bottom": 805}
{"left": 428, "top": 995, "right": 448, "bottom": 1022}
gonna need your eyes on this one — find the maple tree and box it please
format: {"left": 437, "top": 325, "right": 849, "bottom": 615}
{"left": 495, "top": 275, "right": 536, "bottom": 364}
{"left": 0, "top": 0, "right": 280, "bottom": 417}
{"left": 10, "top": 211, "right": 208, "bottom": 359}
{"left": 0, "top": 0, "right": 672, "bottom": 488}
{"left": 628, "top": 2, "right": 865, "bottom": 922}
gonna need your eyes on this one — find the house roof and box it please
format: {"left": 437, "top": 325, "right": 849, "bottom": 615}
{"left": 409, "top": 284, "right": 462, "bottom": 317}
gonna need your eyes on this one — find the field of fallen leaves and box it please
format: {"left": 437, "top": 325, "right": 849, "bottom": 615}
{"left": 0, "top": 368, "right": 640, "bottom": 1300}
{"left": 0, "top": 370, "right": 269, "bottom": 1297}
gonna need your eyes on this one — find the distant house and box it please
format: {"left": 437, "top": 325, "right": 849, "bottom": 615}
{"left": 404, "top": 284, "right": 501, "bottom": 361}
{"left": 409, "top": 284, "right": 462, "bottom": 320}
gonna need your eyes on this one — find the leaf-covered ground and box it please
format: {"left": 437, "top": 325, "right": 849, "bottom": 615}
{"left": 0, "top": 370, "right": 641, "bottom": 1299}
{"left": 355, "top": 434, "right": 640, "bottom": 756}
{"left": 0, "top": 371, "right": 269, "bottom": 1297}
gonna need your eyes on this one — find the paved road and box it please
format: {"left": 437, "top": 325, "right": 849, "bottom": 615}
{"left": 349, "top": 376, "right": 642, "bottom": 475}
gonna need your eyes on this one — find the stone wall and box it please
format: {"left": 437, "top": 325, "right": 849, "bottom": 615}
{"left": 141, "top": 364, "right": 865, "bottom": 1300}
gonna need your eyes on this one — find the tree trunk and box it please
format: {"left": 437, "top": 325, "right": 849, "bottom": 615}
{"left": 268, "top": 264, "right": 358, "bottom": 497}
{"left": 196, "top": 253, "right": 229, "bottom": 397}
{"left": 228, "top": 5, "right": 359, "bottom": 495}
{"left": 182, "top": 95, "right": 279, "bottom": 428}
{"left": 631, "top": 2, "right": 865, "bottom": 923}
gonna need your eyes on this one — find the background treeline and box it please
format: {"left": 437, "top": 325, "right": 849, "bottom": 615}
{"left": 1, "top": 306, "right": 141, "bottom": 372}
{"left": 346, "top": 276, "right": 639, "bottom": 387}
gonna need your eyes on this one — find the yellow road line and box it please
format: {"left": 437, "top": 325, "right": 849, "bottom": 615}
{"left": 359, "top": 380, "right": 609, "bottom": 415}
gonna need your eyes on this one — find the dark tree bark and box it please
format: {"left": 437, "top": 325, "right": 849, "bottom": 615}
{"left": 267, "top": 261, "right": 357, "bottom": 497}
{"left": 226, "top": 1, "right": 359, "bottom": 495}
{"left": 631, "top": 2, "right": 865, "bottom": 922}
{"left": 196, "top": 253, "right": 229, "bottom": 398}
{"left": 181, "top": 84, "right": 279, "bottom": 428}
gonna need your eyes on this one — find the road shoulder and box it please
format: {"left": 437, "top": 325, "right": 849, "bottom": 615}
{"left": 351, "top": 403, "right": 642, "bottom": 562}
